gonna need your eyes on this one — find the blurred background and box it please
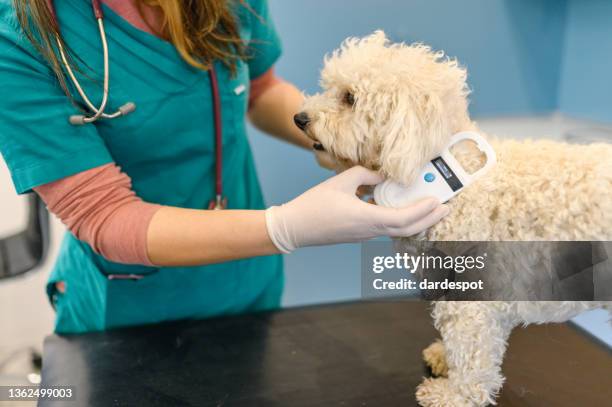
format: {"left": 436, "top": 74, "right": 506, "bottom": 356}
{"left": 1, "top": 0, "right": 610, "bottom": 389}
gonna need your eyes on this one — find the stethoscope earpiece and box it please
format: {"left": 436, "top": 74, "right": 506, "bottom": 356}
{"left": 69, "top": 102, "right": 135, "bottom": 125}
{"left": 119, "top": 102, "right": 136, "bottom": 116}
{"left": 69, "top": 115, "right": 86, "bottom": 126}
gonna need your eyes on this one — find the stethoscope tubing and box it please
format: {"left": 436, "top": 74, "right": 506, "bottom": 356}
{"left": 56, "top": 18, "right": 109, "bottom": 123}
{"left": 48, "top": 0, "right": 225, "bottom": 209}
{"left": 208, "top": 65, "right": 224, "bottom": 207}
{"left": 50, "top": 0, "right": 135, "bottom": 125}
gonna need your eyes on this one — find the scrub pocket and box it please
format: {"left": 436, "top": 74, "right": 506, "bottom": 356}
{"left": 48, "top": 259, "right": 110, "bottom": 334}
{"left": 104, "top": 271, "right": 165, "bottom": 330}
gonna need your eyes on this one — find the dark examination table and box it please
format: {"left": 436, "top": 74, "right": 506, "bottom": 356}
{"left": 40, "top": 302, "right": 611, "bottom": 407}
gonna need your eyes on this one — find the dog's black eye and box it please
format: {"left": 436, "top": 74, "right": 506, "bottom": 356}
{"left": 343, "top": 91, "right": 356, "bottom": 107}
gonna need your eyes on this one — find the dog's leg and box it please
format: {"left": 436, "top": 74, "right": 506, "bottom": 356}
{"left": 417, "top": 302, "right": 517, "bottom": 407}
{"left": 423, "top": 339, "right": 448, "bottom": 377}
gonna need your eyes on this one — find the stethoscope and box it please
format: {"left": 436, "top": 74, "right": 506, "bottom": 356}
{"left": 50, "top": 0, "right": 227, "bottom": 210}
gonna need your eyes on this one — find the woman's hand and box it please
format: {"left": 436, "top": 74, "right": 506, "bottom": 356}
{"left": 265, "top": 166, "right": 450, "bottom": 253}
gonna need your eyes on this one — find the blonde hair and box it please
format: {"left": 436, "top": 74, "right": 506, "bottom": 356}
{"left": 13, "top": 0, "right": 247, "bottom": 97}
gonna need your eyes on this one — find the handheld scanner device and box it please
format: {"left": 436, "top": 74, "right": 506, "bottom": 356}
{"left": 374, "top": 131, "right": 496, "bottom": 208}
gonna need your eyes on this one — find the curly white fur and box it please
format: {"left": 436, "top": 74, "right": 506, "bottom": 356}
{"left": 300, "top": 31, "right": 612, "bottom": 406}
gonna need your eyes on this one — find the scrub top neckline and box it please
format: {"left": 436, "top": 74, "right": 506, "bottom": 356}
{"left": 100, "top": 2, "right": 171, "bottom": 49}
{"left": 99, "top": 1, "right": 205, "bottom": 84}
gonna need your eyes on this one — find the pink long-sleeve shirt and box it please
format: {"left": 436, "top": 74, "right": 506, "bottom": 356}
{"left": 35, "top": 0, "right": 282, "bottom": 266}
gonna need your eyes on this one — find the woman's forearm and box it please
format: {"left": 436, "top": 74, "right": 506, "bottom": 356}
{"left": 35, "top": 163, "right": 280, "bottom": 267}
{"left": 248, "top": 80, "right": 313, "bottom": 149}
{"left": 147, "top": 207, "right": 279, "bottom": 266}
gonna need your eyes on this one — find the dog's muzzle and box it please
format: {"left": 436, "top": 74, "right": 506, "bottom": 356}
{"left": 294, "top": 112, "right": 325, "bottom": 150}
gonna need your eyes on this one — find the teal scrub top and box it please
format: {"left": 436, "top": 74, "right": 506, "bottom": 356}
{"left": 0, "top": 0, "right": 284, "bottom": 333}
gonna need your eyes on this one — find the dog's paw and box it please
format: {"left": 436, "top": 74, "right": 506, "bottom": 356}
{"left": 423, "top": 340, "right": 448, "bottom": 377}
{"left": 416, "top": 377, "right": 496, "bottom": 407}
{"left": 416, "top": 378, "right": 471, "bottom": 407}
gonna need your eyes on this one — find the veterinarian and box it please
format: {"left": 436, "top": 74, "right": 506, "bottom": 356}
{"left": 0, "top": 0, "right": 449, "bottom": 333}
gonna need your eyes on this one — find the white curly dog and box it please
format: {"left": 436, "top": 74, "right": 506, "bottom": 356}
{"left": 297, "top": 31, "right": 612, "bottom": 406}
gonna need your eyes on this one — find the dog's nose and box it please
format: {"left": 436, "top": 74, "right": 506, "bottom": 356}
{"left": 294, "top": 112, "right": 310, "bottom": 131}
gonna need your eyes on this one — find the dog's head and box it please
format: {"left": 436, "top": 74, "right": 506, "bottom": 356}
{"left": 296, "top": 31, "right": 472, "bottom": 184}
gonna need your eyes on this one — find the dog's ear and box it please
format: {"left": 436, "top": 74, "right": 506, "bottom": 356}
{"left": 378, "top": 49, "right": 471, "bottom": 185}
{"left": 378, "top": 91, "right": 451, "bottom": 185}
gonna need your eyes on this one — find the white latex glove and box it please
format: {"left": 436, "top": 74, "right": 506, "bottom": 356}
{"left": 265, "top": 166, "right": 450, "bottom": 253}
